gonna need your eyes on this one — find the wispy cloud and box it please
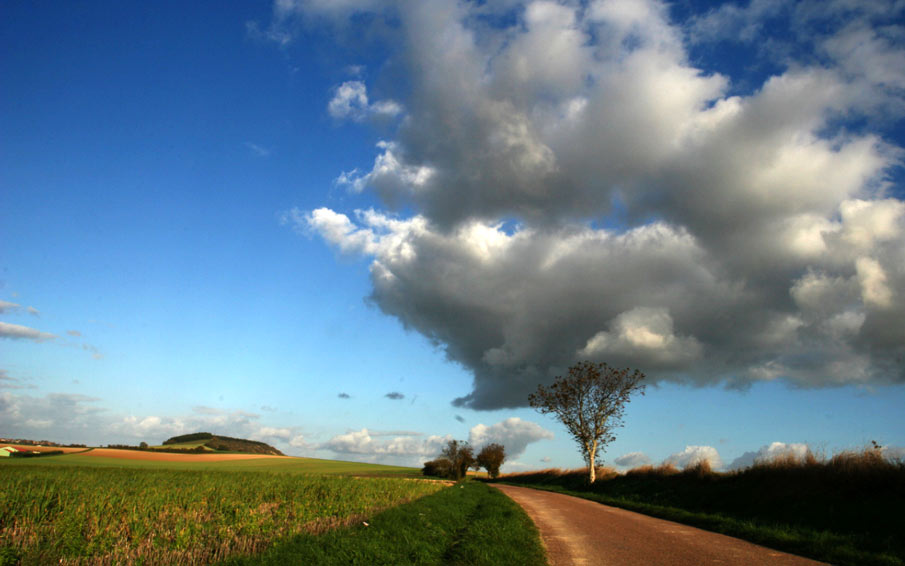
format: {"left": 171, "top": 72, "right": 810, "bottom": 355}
{"left": 244, "top": 142, "right": 271, "bottom": 157}
{"left": 0, "top": 370, "right": 36, "bottom": 390}
{"left": 384, "top": 391, "right": 404, "bottom": 400}
{"left": 0, "top": 300, "right": 40, "bottom": 317}
{"left": 0, "top": 322, "right": 56, "bottom": 342}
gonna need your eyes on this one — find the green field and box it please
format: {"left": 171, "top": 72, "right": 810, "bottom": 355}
{"left": 0, "top": 450, "right": 416, "bottom": 475}
{"left": 0, "top": 456, "right": 443, "bottom": 565}
{"left": 1, "top": 450, "right": 551, "bottom": 565}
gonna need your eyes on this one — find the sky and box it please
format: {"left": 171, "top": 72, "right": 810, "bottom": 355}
{"left": 2, "top": 0, "right": 904, "bottom": 472}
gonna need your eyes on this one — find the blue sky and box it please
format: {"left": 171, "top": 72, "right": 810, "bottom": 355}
{"left": 2, "top": 0, "right": 904, "bottom": 471}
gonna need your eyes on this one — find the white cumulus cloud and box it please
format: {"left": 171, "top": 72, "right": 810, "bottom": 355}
{"left": 468, "top": 417, "right": 554, "bottom": 458}
{"left": 664, "top": 445, "right": 723, "bottom": 470}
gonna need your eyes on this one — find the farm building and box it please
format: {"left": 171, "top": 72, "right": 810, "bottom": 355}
{"left": 0, "top": 446, "right": 21, "bottom": 457}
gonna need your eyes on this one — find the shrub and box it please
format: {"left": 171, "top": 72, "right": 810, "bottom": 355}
{"left": 422, "top": 458, "right": 452, "bottom": 478}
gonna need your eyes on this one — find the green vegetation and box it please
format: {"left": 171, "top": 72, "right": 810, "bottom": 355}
{"left": 0, "top": 464, "right": 445, "bottom": 565}
{"left": 0, "top": 450, "right": 417, "bottom": 475}
{"left": 222, "top": 481, "right": 547, "bottom": 566}
{"left": 156, "top": 432, "right": 284, "bottom": 455}
{"left": 500, "top": 447, "right": 905, "bottom": 566}
{"left": 163, "top": 432, "right": 216, "bottom": 444}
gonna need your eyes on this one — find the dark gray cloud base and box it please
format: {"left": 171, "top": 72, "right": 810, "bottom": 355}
{"left": 278, "top": 0, "right": 905, "bottom": 409}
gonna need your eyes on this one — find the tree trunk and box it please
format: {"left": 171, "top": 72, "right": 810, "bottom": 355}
{"left": 587, "top": 444, "right": 597, "bottom": 484}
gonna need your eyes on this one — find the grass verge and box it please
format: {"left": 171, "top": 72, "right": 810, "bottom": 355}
{"left": 221, "top": 481, "right": 548, "bottom": 566}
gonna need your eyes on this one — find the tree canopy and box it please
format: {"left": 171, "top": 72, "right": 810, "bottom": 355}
{"left": 529, "top": 361, "right": 645, "bottom": 483}
{"left": 476, "top": 443, "right": 506, "bottom": 479}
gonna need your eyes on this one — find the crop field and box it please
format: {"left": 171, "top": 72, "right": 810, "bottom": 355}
{"left": 0, "top": 460, "right": 445, "bottom": 565}
{"left": 0, "top": 448, "right": 416, "bottom": 475}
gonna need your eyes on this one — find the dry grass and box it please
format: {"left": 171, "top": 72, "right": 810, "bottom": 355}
{"left": 501, "top": 465, "right": 618, "bottom": 483}
{"left": 624, "top": 463, "right": 680, "bottom": 477}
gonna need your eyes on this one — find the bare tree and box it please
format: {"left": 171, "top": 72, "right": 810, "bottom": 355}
{"left": 442, "top": 439, "right": 475, "bottom": 481}
{"left": 476, "top": 443, "right": 506, "bottom": 479}
{"left": 529, "top": 361, "right": 645, "bottom": 483}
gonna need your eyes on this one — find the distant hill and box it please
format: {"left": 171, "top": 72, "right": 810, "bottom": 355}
{"left": 162, "top": 433, "right": 284, "bottom": 456}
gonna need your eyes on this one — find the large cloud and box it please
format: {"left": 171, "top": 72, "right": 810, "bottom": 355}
{"left": 277, "top": 0, "right": 904, "bottom": 409}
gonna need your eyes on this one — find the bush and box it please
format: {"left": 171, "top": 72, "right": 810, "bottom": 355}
{"left": 422, "top": 458, "right": 452, "bottom": 478}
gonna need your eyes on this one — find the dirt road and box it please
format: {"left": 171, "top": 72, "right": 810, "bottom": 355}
{"left": 494, "top": 484, "right": 826, "bottom": 566}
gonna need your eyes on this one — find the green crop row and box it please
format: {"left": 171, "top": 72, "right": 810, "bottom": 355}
{"left": 0, "top": 465, "right": 446, "bottom": 565}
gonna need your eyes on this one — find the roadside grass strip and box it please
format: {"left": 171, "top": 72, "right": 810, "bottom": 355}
{"left": 0, "top": 465, "right": 444, "bottom": 565}
{"left": 222, "top": 481, "right": 548, "bottom": 566}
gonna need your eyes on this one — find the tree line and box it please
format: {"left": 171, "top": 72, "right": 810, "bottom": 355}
{"left": 422, "top": 441, "right": 506, "bottom": 481}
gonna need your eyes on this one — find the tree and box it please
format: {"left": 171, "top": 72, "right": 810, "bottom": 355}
{"left": 476, "top": 443, "right": 506, "bottom": 479}
{"left": 529, "top": 361, "right": 645, "bottom": 484}
{"left": 442, "top": 439, "right": 475, "bottom": 481}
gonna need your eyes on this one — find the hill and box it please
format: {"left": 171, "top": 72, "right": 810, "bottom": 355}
{"left": 162, "top": 433, "right": 284, "bottom": 456}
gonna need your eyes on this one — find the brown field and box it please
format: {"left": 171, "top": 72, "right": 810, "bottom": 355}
{"left": 79, "top": 447, "right": 287, "bottom": 462}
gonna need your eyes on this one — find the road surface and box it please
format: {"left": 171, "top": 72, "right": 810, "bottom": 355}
{"left": 494, "top": 484, "right": 827, "bottom": 566}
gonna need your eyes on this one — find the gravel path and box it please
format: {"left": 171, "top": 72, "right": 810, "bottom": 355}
{"left": 494, "top": 484, "right": 827, "bottom": 566}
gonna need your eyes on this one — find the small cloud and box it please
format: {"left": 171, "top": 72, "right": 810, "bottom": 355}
{"left": 454, "top": 414, "right": 465, "bottom": 423}
{"left": 664, "top": 446, "right": 723, "bottom": 470}
{"left": 244, "top": 142, "right": 271, "bottom": 157}
{"left": 0, "top": 322, "right": 56, "bottom": 342}
{"left": 0, "top": 300, "right": 20, "bottom": 314}
{"left": 0, "top": 301, "right": 40, "bottom": 317}
{"left": 384, "top": 391, "right": 405, "bottom": 400}
{"left": 728, "top": 442, "right": 810, "bottom": 470}
{"left": 338, "top": 392, "right": 351, "bottom": 399}
{"left": 328, "top": 81, "right": 403, "bottom": 122}
{"left": 540, "top": 456, "right": 552, "bottom": 463}
{"left": 260, "top": 405, "right": 277, "bottom": 412}
{"left": 67, "top": 330, "right": 82, "bottom": 337}
{"left": 81, "top": 343, "right": 103, "bottom": 360}
{"left": 614, "top": 451, "right": 652, "bottom": 469}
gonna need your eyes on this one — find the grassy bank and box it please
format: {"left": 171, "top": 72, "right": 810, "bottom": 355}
{"left": 222, "top": 481, "right": 547, "bottom": 566}
{"left": 499, "top": 448, "right": 905, "bottom": 566}
{"left": 0, "top": 465, "right": 444, "bottom": 565}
